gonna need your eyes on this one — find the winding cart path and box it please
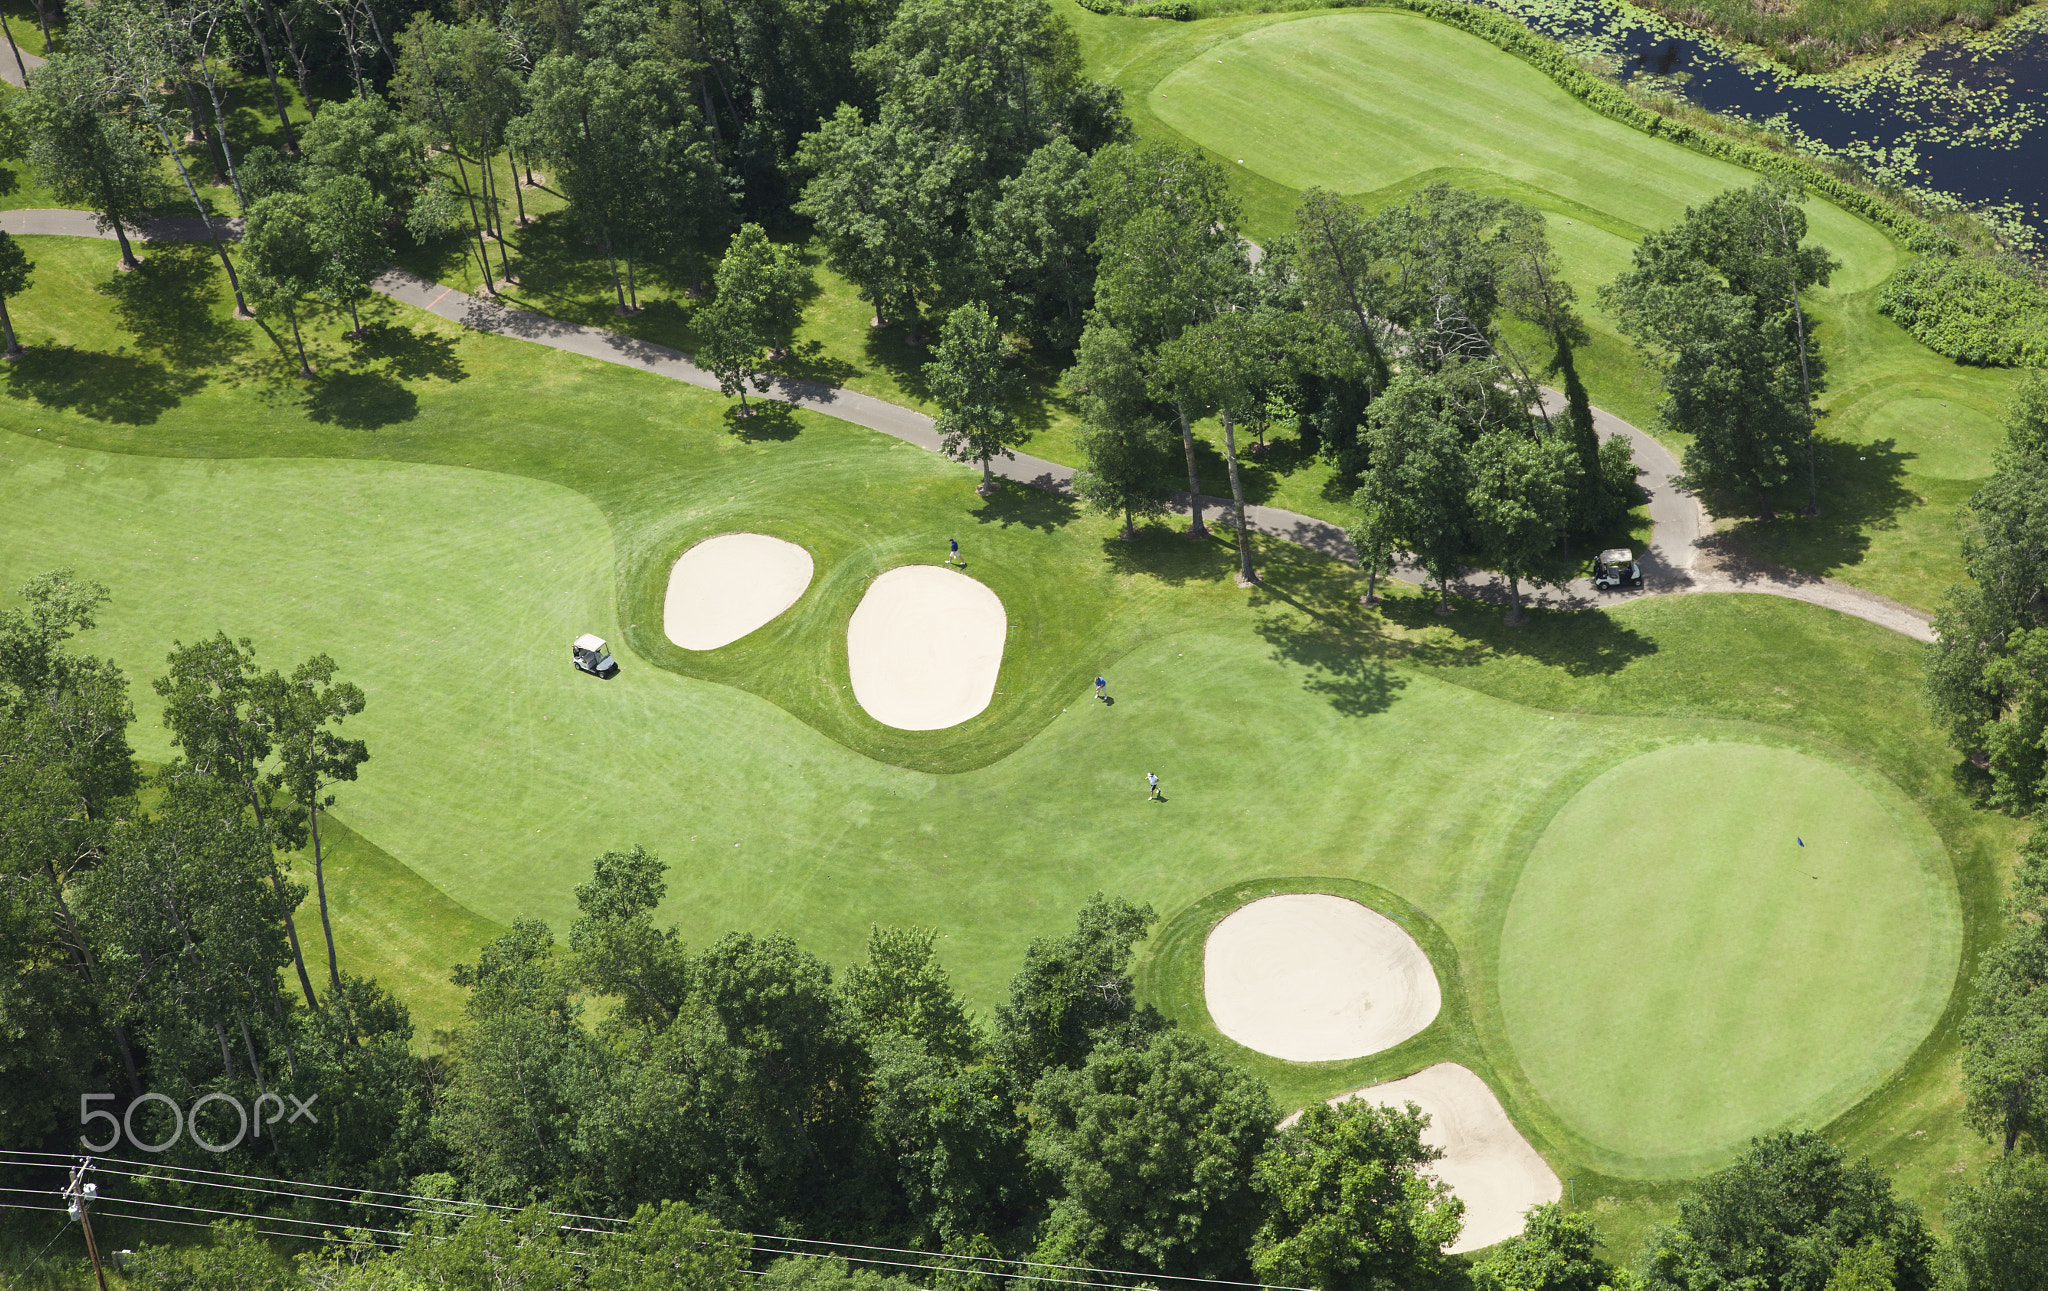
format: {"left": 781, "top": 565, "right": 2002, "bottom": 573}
{"left": 0, "top": 209, "right": 1932, "bottom": 641}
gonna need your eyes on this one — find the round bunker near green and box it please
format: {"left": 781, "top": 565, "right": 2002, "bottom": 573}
{"left": 1498, "top": 741, "right": 1961, "bottom": 1176}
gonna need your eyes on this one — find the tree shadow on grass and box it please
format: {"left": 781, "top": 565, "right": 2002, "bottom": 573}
{"left": 302, "top": 372, "right": 419, "bottom": 429}
{"left": 1100, "top": 522, "right": 1242, "bottom": 586}
{"left": 95, "top": 243, "right": 248, "bottom": 370}
{"left": 1377, "top": 589, "right": 1658, "bottom": 677}
{"left": 728, "top": 400, "right": 801, "bottom": 441}
{"left": 970, "top": 480, "right": 1078, "bottom": 532}
{"left": 1246, "top": 541, "right": 1409, "bottom": 717}
{"left": 351, "top": 323, "right": 466, "bottom": 384}
{"left": 3, "top": 345, "right": 202, "bottom": 424}
{"left": 1695, "top": 436, "right": 1915, "bottom": 581}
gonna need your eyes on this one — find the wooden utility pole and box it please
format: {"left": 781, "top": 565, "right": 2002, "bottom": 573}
{"left": 65, "top": 1161, "right": 111, "bottom": 1291}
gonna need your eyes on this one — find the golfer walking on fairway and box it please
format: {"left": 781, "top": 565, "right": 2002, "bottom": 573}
{"left": 1095, "top": 676, "right": 1107, "bottom": 703}
{"left": 1147, "top": 771, "right": 1160, "bottom": 801}
{"left": 947, "top": 538, "right": 960, "bottom": 565}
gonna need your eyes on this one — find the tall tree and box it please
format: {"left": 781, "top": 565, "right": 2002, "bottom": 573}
{"left": 992, "top": 892, "right": 1158, "bottom": 1086}
{"left": 1960, "top": 922, "right": 2048, "bottom": 1154}
{"left": 263, "top": 653, "right": 367, "bottom": 997}
{"left": 241, "top": 190, "right": 326, "bottom": 377}
{"left": 709, "top": 223, "right": 811, "bottom": 360}
{"left": 312, "top": 175, "right": 389, "bottom": 339}
{"left": 1155, "top": 311, "right": 1266, "bottom": 583}
{"left": 1031, "top": 1030, "right": 1276, "bottom": 1279}
{"left": 1927, "top": 373, "right": 2048, "bottom": 812}
{"left": 12, "top": 54, "right": 160, "bottom": 270}
{"left": 1639, "top": 1130, "right": 1937, "bottom": 1291}
{"left": 1089, "top": 142, "right": 1246, "bottom": 537}
{"left": 394, "top": 15, "right": 499, "bottom": 293}
{"left": 1358, "top": 375, "right": 1470, "bottom": 613}
{"left": 928, "top": 302, "right": 1026, "bottom": 494}
{"left": 796, "top": 103, "right": 964, "bottom": 345}
{"left": 1251, "top": 1099, "right": 1464, "bottom": 1291}
{"left": 1467, "top": 426, "right": 1573, "bottom": 624}
{"left": 1064, "top": 321, "right": 1173, "bottom": 538}
{"left": 977, "top": 136, "right": 1097, "bottom": 350}
{"left": 154, "top": 633, "right": 322, "bottom": 1008}
{"left": 1601, "top": 181, "right": 1835, "bottom": 520}
{"left": 67, "top": 0, "right": 256, "bottom": 314}
{"left": 841, "top": 924, "right": 978, "bottom": 1064}
{"left": 1944, "top": 1152, "right": 2048, "bottom": 1291}
{"left": 0, "top": 231, "right": 31, "bottom": 360}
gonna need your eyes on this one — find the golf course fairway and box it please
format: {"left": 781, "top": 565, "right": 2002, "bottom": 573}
{"left": 1497, "top": 741, "right": 1961, "bottom": 1176}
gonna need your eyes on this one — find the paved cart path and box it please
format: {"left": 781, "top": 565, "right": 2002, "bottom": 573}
{"left": 0, "top": 209, "right": 1932, "bottom": 641}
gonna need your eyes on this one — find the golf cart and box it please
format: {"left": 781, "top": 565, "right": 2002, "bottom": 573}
{"left": 1593, "top": 548, "right": 1643, "bottom": 591}
{"left": 572, "top": 633, "right": 617, "bottom": 676}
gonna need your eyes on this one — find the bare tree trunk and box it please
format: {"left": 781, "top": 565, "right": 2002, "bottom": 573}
{"left": 1220, "top": 408, "right": 1255, "bottom": 584}
{"left": 604, "top": 239, "right": 627, "bottom": 314}
{"left": 1, "top": 16, "right": 27, "bottom": 84}
{"left": 147, "top": 110, "right": 253, "bottom": 315}
{"left": 1792, "top": 284, "right": 1818, "bottom": 516}
{"left": 1506, "top": 574, "right": 1526, "bottom": 626}
{"left": 447, "top": 148, "right": 496, "bottom": 294}
{"left": 287, "top": 305, "right": 313, "bottom": 376}
{"left": 509, "top": 147, "right": 528, "bottom": 224}
{"left": 31, "top": 0, "right": 52, "bottom": 50}
{"left": 311, "top": 803, "right": 340, "bottom": 992}
{"left": 236, "top": 0, "right": 298, "bottom": 153}
{"left": 1176, "top": 401, "right": 1206, "bottom": 537}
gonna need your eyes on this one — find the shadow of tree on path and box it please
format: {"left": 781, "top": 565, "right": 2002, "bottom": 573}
{"left": 3, "top": 345, "right": 201, "bottom": 424}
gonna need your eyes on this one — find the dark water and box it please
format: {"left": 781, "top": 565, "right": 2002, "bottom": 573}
{"left": 1470, "top": 0, "right": 2048, "bottom": 244}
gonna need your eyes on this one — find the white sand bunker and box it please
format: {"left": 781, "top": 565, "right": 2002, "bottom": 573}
{"left": 664, "top": 533, "right": 814, "bottom": 650}
{"left": 1313, "top": 1064, "right": 1562, "bottom": 1254}
{"left": 846, "top": 564, "right": 1006, "bottom": 730}
{"left": 1205, "top": 894, "right": 1440, "bottom": 1062}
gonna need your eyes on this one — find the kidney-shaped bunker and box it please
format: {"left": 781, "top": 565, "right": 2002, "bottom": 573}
{"left": 846, "top": 564, "right": 1006, "bottom": 730}
{"left": 664, "top": 533, "right": 815, "bottom": 651}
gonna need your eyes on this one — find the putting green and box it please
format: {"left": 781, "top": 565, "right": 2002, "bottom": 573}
{"left": 1497, "top": 741, "right": 1960, "bottom": 1175}
{"left": 1147, "top": 13, "right": 1894, "bottom": 293}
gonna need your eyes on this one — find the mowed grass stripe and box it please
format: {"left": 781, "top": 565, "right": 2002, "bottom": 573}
{"left": 1497, "top": 741, "right": 1959, "bottom": 1175}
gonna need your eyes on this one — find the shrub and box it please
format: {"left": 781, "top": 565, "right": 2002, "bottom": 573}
{"left": 1076, "top": 0, "right": 1195, "bottom": 17}
{"left": 1879, "top": 255, "right": 2048, "bottom": 366}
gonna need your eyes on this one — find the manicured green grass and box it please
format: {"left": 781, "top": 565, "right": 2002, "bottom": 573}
{"left": 1063, "top": 0, "right": 2024, "bottom": 612}
{"left": 1498, "top": 740, "right": 1958, "bottom": 1176}
{"left": 0, "top": 234, "right": 2010, "bottom": 1238}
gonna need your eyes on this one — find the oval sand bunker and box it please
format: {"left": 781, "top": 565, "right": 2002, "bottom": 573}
{"left": 1299, "top": 1064, "right": 1561, "bottom": 1253}
{"left": 664, "top": 533, "right": 814, "bottom": 650}
{"left": 1205, "top": 893, "right": 1440, "bottom": 1062}
{"left": 846, "top": 565, "right": 1006, "bottom": 730}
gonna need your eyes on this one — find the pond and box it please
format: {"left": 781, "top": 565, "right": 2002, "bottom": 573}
{"left": 1473, "top": 0, "right": 2048, "bottom": 245}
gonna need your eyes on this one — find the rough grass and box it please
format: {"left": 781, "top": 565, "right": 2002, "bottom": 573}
{"left": 1063, "top": 0, "right": 2025, "bottom": 612}
{"left": 1633, "top": 0, "right": 2032, "bottom": 70}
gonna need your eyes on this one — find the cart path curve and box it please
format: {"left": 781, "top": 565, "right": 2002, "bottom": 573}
{"left": 0, "top": 210, "right": 1932, "bottom": 642}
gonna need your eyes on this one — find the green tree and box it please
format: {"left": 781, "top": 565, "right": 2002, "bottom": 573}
{"left": 696, "top": 230, "right": 783, "bottom": 415}
{"left": 795, "top": 103, "right": 964, "bottom": 344}
{"left": 713, "top": 224, "right": 812, "bottom": 358}
{"left": 154, "top": 633, "right": 322, "bottom": 1008}
{"left": 393, "top": 15, "right": 501, "bottom": 293}
{"left": 1944, "top": 1152, "right": 2048, "bottom": 1291}
{"left": 1359, "top": 374, "right": 1470, "bottom": 612}
{"left": 311, "top": 175, "right": 389, "bottom": 339}
{"left": 842, "top": 924, "right": 978, "bottom": 1064}
{"left": 12, "top": 54, "right": 160, "bottom": 269}
{"left": 1031, "top": 1030, "right": 1276, "bottom": 1278}
{"left": 1601, "top": 182, "right": 1834, "bottom": 520}
{"left": 1064, "top": 322, "right": 1174, "bottom": 539}
{"left": 868, "top": 1032, "right": 1029, "bottom": 1243}
{"left": 241, "top": 190, "right": 327, "bottom": 377}
{"left": 992, "top": 892, "right": 1158, "bottom": 1086}
{"left": 1155, "top": 312, "right": 1266, "bottom": 584}
{"left": 263, "top": 652, "right": 368, "bottom": 996}
{"left": 1824, "top": 1241, "right": 1896, "bottom": 1291}
{"left": 128, "top": 1219, "right": 296, "bottom": 1291}
{"left": 567, "top": 844, "right": 687, "bottom": 1032}
{"left": 298, "top": 93, "right": 426, "bottom": 222}
{"left": 977, "top": 134, "right": 1098, "bottom": 350}
{"left": 1473, "top": 1202, "right": 1617, "bottom": 1291}
{"left": 929, "top": 302, "right": 1026, "bottom": 494}
{"left": 1960, "top": 923, "right": 2048, "bottom": 1154}
{"left": 1089, "top": 142, "right": 1246, "bottom": 536}
{"left": 1347, "top": 490, "right": 1398, "bottom": 607}
{"left": 1927, "top": 374, "right": 2048, "bottom": 811}
{"left": 1468, "top": 427, "right": 1573, "bottom": 624}
{"left": 1251, "top": 1098, "right": 1463, "bottom": 1291}
{"left": 593, "top": 1200, "right": 749, "bottom": 1291}
{"left": 0, "top": 230, "right": 32, "bottom": 359}
{"left": 1639, "top": 1130, "right": 1936, "bottom": 1291}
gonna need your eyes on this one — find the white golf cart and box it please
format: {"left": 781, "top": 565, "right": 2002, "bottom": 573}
{"left": 1592, "top": 548, "right": 1643, "bottom": 591}
{"left": 572, "top": 633, "right": 617, "bottom": 676}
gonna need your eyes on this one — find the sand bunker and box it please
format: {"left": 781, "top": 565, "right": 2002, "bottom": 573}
{"left": 846, "top": 564, "right": 1006, "bottom": 730}
{"left": 1205, "top": 894, "right": 1440, "bottom": 1062}
{"left": 1306, "top": 1064, "right": 1561, "bottom": 1254}
{"left": 663, "top": 533, "right": 815, "bottom": 651}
